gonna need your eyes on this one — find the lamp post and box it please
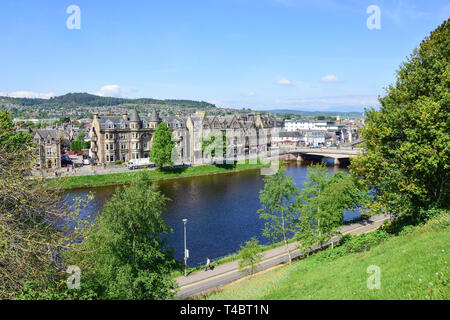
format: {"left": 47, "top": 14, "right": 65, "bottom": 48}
{"left": 182, "top": 219, "right": 188, "bottom": 277}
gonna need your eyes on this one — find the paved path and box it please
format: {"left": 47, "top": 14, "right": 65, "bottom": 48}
{"left": 176, "top": 213, "right": 390, "bottom": 299}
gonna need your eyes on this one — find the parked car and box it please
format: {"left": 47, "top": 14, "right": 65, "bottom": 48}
{"left": 61, "top": 154, "right": 73, "bottom": 167}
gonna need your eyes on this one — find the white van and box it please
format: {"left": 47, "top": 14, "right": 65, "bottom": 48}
{"left": 127, "top": 158, "right": 155, "bottom": 170}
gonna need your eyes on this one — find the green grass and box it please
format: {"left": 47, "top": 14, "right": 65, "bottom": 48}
{"left": 53, "top": 161, "right": 270, "bottom": 189}
{"left": 204, "top": 214, "right": 450, "bottom": 300}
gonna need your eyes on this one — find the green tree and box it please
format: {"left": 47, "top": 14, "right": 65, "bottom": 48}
{"left": 258, "top": 166, "right": 300, "bottom": 264}
{"left": 0, "top": 110, "right": 91, "bottom": 299}
{"left": 76, "top": 130, "right": 85, "bottom": 141}
{"left": 70, "top": 174, "right": 177, "bottom": 299}
{"left": 237, "top": 237, "right": 263, "bottom": 276}
{"left": 150, "top": 122, "right": 175, "bottom": 168}
{"left": 201, "top": 131, "right": 227, "bottom": 163}
{"left": 350, "top": 19, "right": 449, "bottom": 220}
{"left": 0, "top": 110, "right": 32, "bottom": 153}
{"left": 297, "top": 164, "right": 370, "bottom": 251}
{"left": 70, "top": 140, "right": 84, "bottom": 151}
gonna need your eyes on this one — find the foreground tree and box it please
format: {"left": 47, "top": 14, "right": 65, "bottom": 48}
{"left": 258, "top": 166, "right": 300, "bottom": 264}
{"left": 150, "top": 122, "right": 175, "bottom": 168}
{"left": 350, "top": 19, "right": 449, "bottom": 220}
{"left": 70, "top": 174, "right": 177, "bottom": 299}
{"left": 0, "top": 110, "right": 88, "bottom": 299}
{"left": 237, "top": 237, "right": 263, "bottom": 276}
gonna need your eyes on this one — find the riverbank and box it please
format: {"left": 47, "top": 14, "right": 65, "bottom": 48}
{"left": 171, "top": 213, "right": 373, "bottom": 279}
{"left": 52, "top": 161, "right": 270, "bottom": 189}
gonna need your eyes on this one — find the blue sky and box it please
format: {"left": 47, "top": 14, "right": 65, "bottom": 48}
{"left": 1, "top": 0, "right": 449, "bottom": 111}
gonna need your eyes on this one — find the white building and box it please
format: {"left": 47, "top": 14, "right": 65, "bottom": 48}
{"left": 284, "top": 119, "right": 338, "bottom": 132}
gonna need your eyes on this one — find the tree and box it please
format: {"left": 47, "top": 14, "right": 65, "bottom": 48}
{"left": 350, "top": 18, "right": 449, "bottom": 220}
{"left": 76, "top": 130, "right": 85, "bottom": 141}
{"left": 0, "top": 110, "right": 31, "bottom": 153}
{"left": 297, "top": 164, "right": 370, "bottom": 250}
{"left": 201, "top": 131, "right": 227, "bottom": 163}
{"left": 0, "top": 110, "right": 90, "bottom": 299}
{"left": 70, "top": 174, "right": 177, "bottom": 299}
{"left": 150, "top": 122, "right": 175, "bottom": 169}
{"left": 237, "top": 237, "right": 263, "bottom": 276}
{"left": 70, "top": 140, "right": 84, "bottom": 151}
{"left": 258, "top": 166, "right": 300, "bottom": 264}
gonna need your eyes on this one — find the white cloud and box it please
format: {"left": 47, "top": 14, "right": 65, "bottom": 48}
{"left": 0, "top": 91, "right": 55, "bottom": 99}
{"left": 94, "top": 84, "right": 132, "bottom": 98}
{"left": 278, "top": 78, "right": 293, "bottom": 86}
{"left": 248, "top": 91, "right": 256, "bottom": 96}
{"left": 321, "top": 74, "right": 340, "bottom": 83}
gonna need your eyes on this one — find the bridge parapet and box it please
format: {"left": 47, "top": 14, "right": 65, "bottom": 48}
{"left": 279, "top": 147, "right": 362, "bottom": 157}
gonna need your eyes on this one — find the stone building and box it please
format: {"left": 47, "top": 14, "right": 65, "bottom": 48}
{"left": 33, "top": 129, "right": 62, "bottom": 169}
{"left": 185, "top": 111, "right": 275, "bottom": 163}
{"left": 89, "top": 109, "right": 188, "bottom": 164}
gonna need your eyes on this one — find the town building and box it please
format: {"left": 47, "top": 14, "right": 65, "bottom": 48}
{"left": 33, "top": 129, "right": 62, "bottom": 169}
{"left": 89, "top": 109, "right": 188, "bottom": 164}
{"left": 185, "top": 111, "right": 275, "bottom": 163}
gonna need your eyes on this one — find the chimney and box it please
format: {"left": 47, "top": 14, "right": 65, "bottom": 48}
{"left": 123, "top": 112, "right": 128, "bottom": 121}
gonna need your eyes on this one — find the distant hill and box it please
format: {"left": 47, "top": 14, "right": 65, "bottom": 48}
{"left": 0, "top": 92, "right": 216, "bottom": 109}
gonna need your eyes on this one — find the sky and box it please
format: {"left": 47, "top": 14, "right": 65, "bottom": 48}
{"left": 1, "top": 0, "right": 449, "bottom": 111}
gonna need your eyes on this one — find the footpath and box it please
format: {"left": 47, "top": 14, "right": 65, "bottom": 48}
{"left": 176, "top": 213, "right": 390, "bottom": 299}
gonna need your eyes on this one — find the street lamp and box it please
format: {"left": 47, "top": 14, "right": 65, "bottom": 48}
{"left": 182, "top": 219, "right": 188, "bottom": 277}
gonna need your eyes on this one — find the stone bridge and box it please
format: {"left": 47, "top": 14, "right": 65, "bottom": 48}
{"left": 276, "top": 147, "right": 362, "bottom": 166}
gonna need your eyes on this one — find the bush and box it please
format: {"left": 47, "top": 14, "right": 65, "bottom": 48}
{"left": 342, "top": 229, "right": 389, "bottom": 253}
{"left": 114, "top": 160, "right": 122, "bottom": 165}
{"left": 315, "top": 229, "right": 390, "bottom": 263}
{"left": 398, "top": 225, "right": 415, "bottom": 236}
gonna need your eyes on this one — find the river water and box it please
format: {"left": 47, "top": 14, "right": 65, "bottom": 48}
{"left": 62, "top": 161, "right": 360, "bottom": 267}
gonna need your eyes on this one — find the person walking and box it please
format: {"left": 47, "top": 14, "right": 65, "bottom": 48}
{"left": 205, "top": 257, "right": 210, "bottom": 271}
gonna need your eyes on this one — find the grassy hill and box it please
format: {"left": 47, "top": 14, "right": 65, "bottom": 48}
{"left": 204, "top": 214, "right": 449, "bottom": 300}
{"left": 0, "top": 92, "right": 216, "bottom": 109}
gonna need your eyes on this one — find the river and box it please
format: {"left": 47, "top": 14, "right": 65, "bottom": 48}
{"left": 62, "top": 161, "right": 360, "bottom": 267}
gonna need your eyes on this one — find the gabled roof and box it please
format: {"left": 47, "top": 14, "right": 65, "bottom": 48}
{"left": 34, "top": 129, "right": 59, "bottom": 140}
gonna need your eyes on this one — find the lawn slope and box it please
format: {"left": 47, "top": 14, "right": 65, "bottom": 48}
{"left": 206, "top": 215, "right": 449, "bottom": 300}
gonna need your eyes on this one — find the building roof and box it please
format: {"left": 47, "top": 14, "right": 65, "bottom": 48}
{"left": 148, "top": 109, "right": 160, "bottom": 122}
{"left": 129, "top": 108, "right": 141, "bottom": 122}
{"left": 278, "top": 131, "right": 304, "bottom": 137}
{"left": 34, "top": 129, "right": 60, "bottom": 140}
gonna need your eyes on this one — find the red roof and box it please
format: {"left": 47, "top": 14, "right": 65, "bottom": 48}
{"left": 66, "top": 150, "right": 85, "bottom": 156}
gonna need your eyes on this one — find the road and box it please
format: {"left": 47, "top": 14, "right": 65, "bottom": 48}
{"left": 176, "top": 213, "right": 390, "bottom": 299}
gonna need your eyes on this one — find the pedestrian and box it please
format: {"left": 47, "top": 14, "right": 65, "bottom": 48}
{"left": 205, "top": 257, "right": 210, "bottom": 271}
